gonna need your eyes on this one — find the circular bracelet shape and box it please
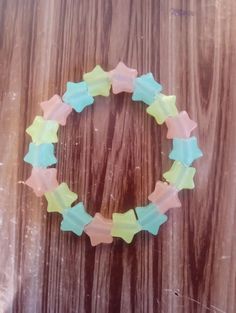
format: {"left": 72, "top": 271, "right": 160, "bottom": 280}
{"left": 24, "top": 62, "right": 203, "bottom": 246}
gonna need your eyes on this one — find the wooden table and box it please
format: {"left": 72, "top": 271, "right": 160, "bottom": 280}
{"left": 0, "top": 1, "right": 235, "bottom": 312}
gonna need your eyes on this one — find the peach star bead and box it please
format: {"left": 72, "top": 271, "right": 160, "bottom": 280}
{"left": 109, "top": 62, "right": 138, "bottom": 94}
{"left": 84, "top": 213, "right": 113, "bottom": 246}
{"left": 40, "top": 95, "right": 72, "bottom": 126}
{"left": 25, "top": 168, "right": 58, "bottom": 197}
{"left": 148, "top": 181, "right": 181, "bottom": 213}
{"left": 165, "top": 111, "right": 197, "bottom": 139}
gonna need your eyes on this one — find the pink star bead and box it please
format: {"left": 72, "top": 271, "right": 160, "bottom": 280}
{"left": 148, "top": 181, "right": 181, "bottom": 213}
{"left": 165, "top": 111, "right": 197, "bottom": 139}
{"left": 109, "top": 62, "right": 138, "bottom": 94}
{"left": 25, "top": 168, "right": 58, "bottom": 197}
{"left": 84, "top": 213, "right": 113, "bottom": 246}
{"left": 40, "top": 95, "right": 72, "bottom": 126}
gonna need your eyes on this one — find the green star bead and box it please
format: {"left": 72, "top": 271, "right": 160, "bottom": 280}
{"left": 83, "top": 65, "right": 111, "bottom": 97}
{"left": 111, "top": 209, "right": 141, "bottom": 243}
{"left": 163, "top": 161, "right": 196, "bottom": 190}
{"left": 26, "top": 116, "right": 59, "bottom": 145}
{"left": 146, "top": 94, "right": 178, "bottom": 124}
{"left": 44, "top": 183, "right": 78, "bottom": 213}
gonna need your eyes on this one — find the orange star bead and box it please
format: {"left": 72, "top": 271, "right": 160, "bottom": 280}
{"left": 148, "top": 181, "right": 181, "bottom": 213}
{"left": 25, "top": 168, "right": 58, "bottom": 197}
{"left": 40, "top": 94, "right": 72, "bottom": 126}
{"left": 109, "top": 62, "right": 138, "bottom": 94}
{"left": 84, "top": 213, "right": 113, "bottom": 246}
{"left": 165, "top": 111, "right": 197, "bottom": 139}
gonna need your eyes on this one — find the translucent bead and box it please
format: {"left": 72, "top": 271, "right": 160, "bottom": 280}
{"left": 132, "top": 73, "right": 162, "bottom": 105}
{"left": 24, "top": 143, "right": 57, "bottom": 168}
{"left": 26, "top": 116, "right": 59, "bottom": 144}
{"left": 40, "top": 94, "right": 72, "bottom": 125}
{"left": 135, "top": 203, "right": 167, "bottom": 235}
{"left": 169, "top": 136, "right": 203, "bottom": 166}
{"left": 163, "top": 161, "right": 196, "bottom": 190}
{"left": 146, "top": 94, "right": 178, "bottom": 124}
{"left": 148, "top": 181, "right": 181, "bottom": 213}
{"left": 84, "top": 213, "right": 113, "bottom": 246}
{"left": 109, "top": 62, "right": 138, "bottom": 94}
{"left": 44, "top": 183, "right": 78, "bottom": 213}
{"left": 165, "top": 111, "right": 197, "bottom": 139}
{"left": 111, "top": 209, "right": 141, "bottom": 243}
{"left": 83, "top": 65, "right": 111, "bottom": 97}
{"left": 61, "top": 202, "right": 92, "bottom": 236}
{"left": 25, "top": 168, "right": 58, "bottom": 197}
{"left": 62, "top": 81, "right": 94, "bottom": 112}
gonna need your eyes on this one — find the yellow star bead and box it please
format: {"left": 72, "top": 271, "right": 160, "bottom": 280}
{"left": 83, "top": 65, "right": 111, "bottom": 97}
{"left": 146, "top": 94, "right": 178, "bottom": 124}
{"left": 111, "top": 209, "right": 141, "bottom": 243}
{"left": 44, "top": 183, "right": 78, "bottom": 213}
{"left": 163, "top": 161, "right": 196, "bottom": 190}
{"left": 26, "top": 116, "right": 59, "bottom": 144}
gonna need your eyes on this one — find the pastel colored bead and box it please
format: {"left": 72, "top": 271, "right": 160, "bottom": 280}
{"left": 132, "top": 73, "right": 162, "bottom": 105}
{"left": 62, "top": 81, "right": 94, "bottom": 113}
{"left": 26, "top": 116, "right": 59, "bottom": 144}
{"left": 24, "top": 143, "right": 57, "bottom": 168}
{"left": 84, "top": 213, "right": 113, "bottom": 246}
{"left": 23, "top": 63, "right": 203, "bottom": 246}
{"left": 111, "top": 209, "right": 141, "bottom": 243}
{"left": 83, "top": 65, "right": 111, "bottom": 97}
{"left": 165, "top": 111, "right": 197, "bottom": 139}
{"left": 25, "top": 168, "right": 58, "bottom": 197}
{"left": 44, "top": 183, "right": 78, "bottom": 213}
{"left": 61, "top": 202, "right": 92, "bottom": 236}
{"left": 163, "top": 161, "right": 196, "bottom": 190}
{"left": 146, "top": 94, "right": 178, "bottom": 124}
{"left": 148, "top": 181, "right": 181, "bottom": 213}
{"left": 40, "top": 94, "right": 72, "bottom": 125}
{"left": 169, "top": 136, "right": 203, "bottom": 166}
{"left": 109, "top": 62, "right": 138, "bottom": 94}
{"left": 135, "top": 203, "right": 167, "bottom": 235}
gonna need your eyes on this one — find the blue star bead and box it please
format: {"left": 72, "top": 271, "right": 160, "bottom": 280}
{"left": 62, "top": 81, "right": 94, "bottom": 113}
{"left": 169, "top": 137, "right": 203, "bottom": 166}
{"left": 135, "top": 203, "right": 167, "bottom": 235}
{"left": 132, "top": 73, "right": 162, "bottom": 105}
{"left": 24, "top": 143, "right": 57, "bottom": 167}
{"left": 61, "top": 202, "right": 93, "bottom": 236}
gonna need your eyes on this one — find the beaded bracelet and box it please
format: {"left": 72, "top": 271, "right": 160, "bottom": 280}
{"left": 24, "top": 62, "right": 203, "bottom": 246}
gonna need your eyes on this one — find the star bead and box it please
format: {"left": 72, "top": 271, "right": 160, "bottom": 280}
{"left": 169, "top": 136, "right": 203, "bottom": 166}
{"left": 62, "top": 81, "right": 94, "bottom": 113}
{"left": 44, "top": 183, "right": 78, "bottom": 213}
{"left": 135, "top": 203, "right": 168, "bottom": 235}
{"left": 26, "top": 116, "right": 59, "bottom": 144}
{"left": 24, "top": 143, "right": 57, "bottom": 167}
{"left": 109, "top": 62, "right": 138, "bottom": 94}
{"left": 132, "top": 73, "right": 162, "bottom": 105}
{"left": 25, "top": 168, "right": 58, "bottom": 197}
{"left": 148, "top": 181, "right": 181, "bottom": 213}
{"left": 163, "top": 161, "right": 196, "bottom": 190}
{"left": 111, "top": 209, "right": 141, "bottom": 243}
{"left": 83, "top": 65, "right": 111, "bottom": 97}
{"left": 165, "top": 111, "right": 197, "bottom": 139}
{"left": 146, "top": 94, "right": 178, "bottom": 124}
{"left": 61, "top": 202, "right": 92, "bottom": 236}
{"left": 40, "top": 94, "right": 72, "bottom": 125}
{"left": 84, "top": 213, "right": 113, "bottom": 246}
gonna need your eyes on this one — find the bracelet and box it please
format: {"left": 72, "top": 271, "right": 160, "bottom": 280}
{"left": 24, "top": 62, "right": 203, "bottom": 246}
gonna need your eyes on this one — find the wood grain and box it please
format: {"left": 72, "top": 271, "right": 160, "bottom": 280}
{"left": 0, "top": 0, "right": 236, "bottom": 312}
